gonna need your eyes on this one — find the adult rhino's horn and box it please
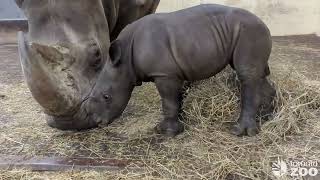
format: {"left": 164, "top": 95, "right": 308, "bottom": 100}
{"left": 17, "top": 31, "right": 80, "bottom": 116}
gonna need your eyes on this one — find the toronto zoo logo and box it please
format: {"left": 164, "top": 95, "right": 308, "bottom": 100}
{"left": 271, "top": 157, "right": 319, "bottom": 178}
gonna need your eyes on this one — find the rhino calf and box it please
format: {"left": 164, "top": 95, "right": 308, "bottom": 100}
{"left": 87, "top": 4, "right": 276, "bottom": 136}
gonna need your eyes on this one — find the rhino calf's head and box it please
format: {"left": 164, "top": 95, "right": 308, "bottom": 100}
{"left": 86, "top": 40, "right": 137, "bottom": 125}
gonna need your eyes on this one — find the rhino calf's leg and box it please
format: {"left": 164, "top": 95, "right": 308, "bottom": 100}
{"left": 231, "top": 78, "right": 265, "bottom": 136}
{"left": 230, "top": 61, "right": 271, "bottom": 137}
{"left": 259, "top": 79, "right": 276, "bottom": 118}
{"left": 261, "top": 79, "right": 276, "bottom": 106}
{"left": 178, "top": 81, "right": 192, "bottom": 119}
{"left": 229, "top": 23, "right": 273, "bottom": 136}
{"left": 154, "top": 78, "right": 185, "bottom": 137}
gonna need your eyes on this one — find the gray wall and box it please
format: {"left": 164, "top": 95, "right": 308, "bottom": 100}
{"left": 0, "top": 0, "right": 25, "bottom": 20}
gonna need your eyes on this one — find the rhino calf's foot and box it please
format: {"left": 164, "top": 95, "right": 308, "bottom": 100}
{"left": 155, "top": 119, "right": 185, "bottom": 137}
{"left": 231, "top": 119, "right": 258, "bottom": 136}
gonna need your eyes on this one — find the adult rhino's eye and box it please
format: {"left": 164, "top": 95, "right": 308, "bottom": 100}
{"left": 103, "top": 93, "right": 112, "bottom": 102}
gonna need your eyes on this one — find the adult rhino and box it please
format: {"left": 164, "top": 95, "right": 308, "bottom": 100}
{"left": 15, "top": 0, "right": 159, "bottom": 130}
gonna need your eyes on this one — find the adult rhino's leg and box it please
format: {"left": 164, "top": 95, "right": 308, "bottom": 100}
{"left": 230, "top": 27, "right": 273, "bottom": 136}
{"left": 154, "top": 78, "right": 185, "bottom": 137}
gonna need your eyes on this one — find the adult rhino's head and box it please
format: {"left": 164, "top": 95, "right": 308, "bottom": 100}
{"left": 16, "top": 0, "right": 110, "bottom": 130}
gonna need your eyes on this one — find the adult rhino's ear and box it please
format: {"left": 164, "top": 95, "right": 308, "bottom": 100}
{"left": 15, "top": 0, "right": 24, "bottom": 8}
{"left": 109, "top": 40, "right": 122, "bottom": 67}
{"left": 150, "top": 0, "right": 160, "bottom": 13}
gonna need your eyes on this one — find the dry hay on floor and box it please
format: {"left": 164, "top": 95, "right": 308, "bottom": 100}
{"left": 0, "top": 62, "right": 319, "bottom": 179}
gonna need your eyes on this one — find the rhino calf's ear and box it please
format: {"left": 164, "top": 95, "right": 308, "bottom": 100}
{"left": 15, "top": 0, "right": 24, "bottom": 8}
{"left": 109, "top": 40, "right": 122, "bottom": 66}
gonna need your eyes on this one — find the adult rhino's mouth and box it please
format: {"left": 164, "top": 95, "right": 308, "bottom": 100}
{"left": 18, "top": 32, "right": 102, "bottom": 130}
{"left": 46, "top": 97, "right": 102, "bottom": 130}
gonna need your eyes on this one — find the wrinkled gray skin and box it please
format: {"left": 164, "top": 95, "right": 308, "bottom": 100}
{"left": 15, "top": 0, "right": 159, "bottom": 130}
{"left": 87, "top": 4, "right": 276, "bottom": 137}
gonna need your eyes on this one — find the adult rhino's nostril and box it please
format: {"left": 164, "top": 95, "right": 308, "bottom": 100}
{"left": 94, "top": 49, "right": 101, "bottom": 58}
{"left": 92, "top": 56, "right": 102, "bottom": 67}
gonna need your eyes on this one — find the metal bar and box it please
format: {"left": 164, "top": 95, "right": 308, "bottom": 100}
{"left": 0, "top": 19, "right": 27, "bottom": 21}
